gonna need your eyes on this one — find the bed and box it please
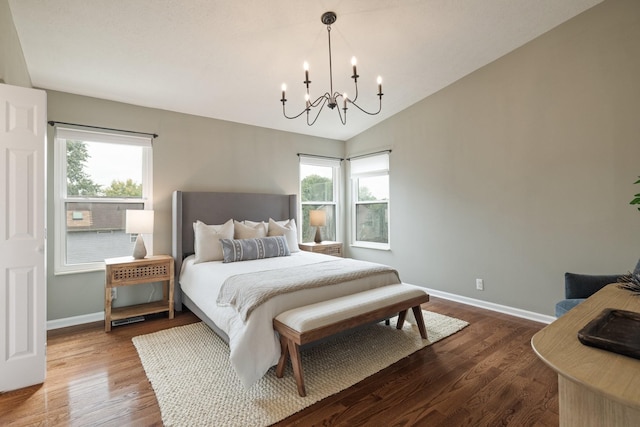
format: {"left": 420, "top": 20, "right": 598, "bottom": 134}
{"left": 171, "top": 190, "right": 408, "bottom": 388}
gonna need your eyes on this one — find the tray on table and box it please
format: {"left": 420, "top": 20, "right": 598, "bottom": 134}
{"left": 577, "top": 308, "right": 640, "bottom": 360}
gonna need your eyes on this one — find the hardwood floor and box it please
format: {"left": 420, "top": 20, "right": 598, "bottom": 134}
{"left": 0, "top": 297, "right": 558, "bottom": 426}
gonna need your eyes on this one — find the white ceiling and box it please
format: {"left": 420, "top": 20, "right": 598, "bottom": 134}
{"left": 8, "top": 0, "right": 603, "bottom": 141}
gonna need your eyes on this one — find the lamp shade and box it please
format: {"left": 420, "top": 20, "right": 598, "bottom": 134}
{"left": 125, "top": 210, "right": 154, "bottom": 234}
{"left": 309, "top": 210, "right": 326, "bottom": 227}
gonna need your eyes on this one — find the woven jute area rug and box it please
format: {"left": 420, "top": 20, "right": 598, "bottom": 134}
{"left": 133, "top": 310, "right": 468, "bottom": 427}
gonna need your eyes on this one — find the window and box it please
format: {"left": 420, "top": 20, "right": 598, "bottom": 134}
{"left": 299, "top": 155, "right": 341, "bottom": 243}
{"left": 350, "top": 152, "right": 390, "bottom": 249}
{"left": 53, "top": 126, "right": 153, "bottom": 274}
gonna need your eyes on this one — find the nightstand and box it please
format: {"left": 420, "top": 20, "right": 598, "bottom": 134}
{"left": 104, "top": 254, "right": 174, "bottom": 332}
{"left": 298, "top": 241, "right": 343, "bottom": 257}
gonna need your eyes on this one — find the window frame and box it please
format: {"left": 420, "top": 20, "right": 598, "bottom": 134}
{"left": 350, "top": 152, "right": 390, "bottom": 250}
{"left": 53, "top": 126, "right": 153, "bottom": 275}
{"left": 299, "top": 155, "right": 341, "bottom": 244}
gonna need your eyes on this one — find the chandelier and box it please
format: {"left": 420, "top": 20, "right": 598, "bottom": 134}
{"left": 280, "top": 11, "right": 383, "bottom": 126}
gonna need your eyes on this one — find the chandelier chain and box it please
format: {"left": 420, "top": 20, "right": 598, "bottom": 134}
{"left": 327, "top": 25, "right": 334, "bottom": 106}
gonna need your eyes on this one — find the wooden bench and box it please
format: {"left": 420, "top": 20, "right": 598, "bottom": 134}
{"left": 273, "top": 283, "right": 430, "bottom": 396}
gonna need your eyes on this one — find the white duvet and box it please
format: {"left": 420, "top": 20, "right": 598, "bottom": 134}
{"left": 179, "top": 251, "right": 401, "bottom": 388}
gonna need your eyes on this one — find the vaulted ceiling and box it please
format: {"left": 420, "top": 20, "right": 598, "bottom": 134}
{"left": 8, "top": 0, "right": 603, "bottom": 141}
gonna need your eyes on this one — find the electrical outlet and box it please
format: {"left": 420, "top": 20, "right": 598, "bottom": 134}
{"left": 476, "top": 278, "right": 484, "bottom": 291}
{"left": 111, "top": 288, "right": 117, "bottom": 300}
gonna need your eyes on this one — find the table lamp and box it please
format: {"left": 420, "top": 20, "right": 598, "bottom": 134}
{"left": 126, "top": 209, "right": 154, "bottom": 259}
{"left": 309, "top": 210, "right": 326, "bottom": 244}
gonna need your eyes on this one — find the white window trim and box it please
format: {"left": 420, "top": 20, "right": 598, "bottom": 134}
{"left": 299, "top": 155, "right": 342, "bottom": 242}
{"left": 53, "top": 126, "right": 153, "bottom": 275}
{"left": 350, "top": 152, "right": 390, "bottom": 250}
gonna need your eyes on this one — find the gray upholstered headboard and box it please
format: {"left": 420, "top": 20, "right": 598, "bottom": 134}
{"left": 171, "top": 190, "right": 297, "bottom": 309}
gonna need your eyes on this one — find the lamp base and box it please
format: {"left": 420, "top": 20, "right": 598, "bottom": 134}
{"left": 314, "top": 227, "right": 323, "bottom": 244}
{"left": 132, "top": 234, "right": 147, "bottom": 259}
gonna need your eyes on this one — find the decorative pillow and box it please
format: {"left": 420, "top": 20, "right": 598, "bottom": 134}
{"left": 193, "top": 219, "right": 234, "bottom": 264}
{"left": 268, "top": 218, "right": 299, "bottom": 253}
{"left": 234, "top": 220, "right": 268, "bottom": 239}
{"left": 220, "top": 236, "right": 290, "bottom": 263}
{"left": 244, "top": 220, "right": 268, "bottom": 229}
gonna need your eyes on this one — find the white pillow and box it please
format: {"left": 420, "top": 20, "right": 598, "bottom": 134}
{"left": 193, "top": 219, "right": 234, "bottom": 263}
{"left": 268, "top": 218, "right": 299, "bottom": 253}
{"left": 234, "top": 220, "right": 268, "bottom": 239}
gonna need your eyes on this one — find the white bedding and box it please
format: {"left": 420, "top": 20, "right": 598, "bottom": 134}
{"left": 179, "top": 251, "right": 402, "bottom": 388}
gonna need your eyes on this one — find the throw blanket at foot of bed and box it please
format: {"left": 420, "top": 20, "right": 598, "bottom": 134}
{"left": 217, "top": 258, "right": 401, "bottom": 322}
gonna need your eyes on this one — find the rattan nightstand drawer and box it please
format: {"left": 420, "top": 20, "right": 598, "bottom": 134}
{"left": 109, "top": 261, "right": 170, "bottom": 284}
{"left": 298, "top": 241, "right": 343, "bottom": 257}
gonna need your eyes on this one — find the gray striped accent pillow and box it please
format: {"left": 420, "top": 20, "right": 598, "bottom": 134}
{"left": 220, "top": 236, "right": 290, "bottom": 263}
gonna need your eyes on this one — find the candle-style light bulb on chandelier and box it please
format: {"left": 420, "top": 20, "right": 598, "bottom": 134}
{"left": 280, "top": 11, "right": 383, "bottom": 126}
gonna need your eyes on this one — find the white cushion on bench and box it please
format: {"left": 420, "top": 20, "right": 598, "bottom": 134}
{"left": 275, "top": 283, "right": 428, "bottom": 332}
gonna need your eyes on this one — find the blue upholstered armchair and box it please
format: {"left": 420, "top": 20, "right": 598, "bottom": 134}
{"left": 555, "top": 258, "right": 640, "bottom": 317}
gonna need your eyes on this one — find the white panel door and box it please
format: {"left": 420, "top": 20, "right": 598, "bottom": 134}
{"left": 0, "top": 83, "right": 46, "bottom": 392}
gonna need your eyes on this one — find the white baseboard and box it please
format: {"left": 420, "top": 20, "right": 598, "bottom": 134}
{"left": 420, "top": 286, "right": 556, "bottom": 324}
{"left": 47, "top": 311, "right": 104, "bottom": 330}
{"left": 45, "top": 289, "right": 556, "bottom": 330}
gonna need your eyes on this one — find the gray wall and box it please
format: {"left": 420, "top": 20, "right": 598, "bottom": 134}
{"left": 0, "top": 0, "right": 31, "bottom": 87}
{"left": 46, "top": 91, "right": 344, "bottom": 320}
{"left": 346, "top": 0, "right": 640, "bottom": 316}
{"left": 4, "top": 0, "right": 638, "bottom": 320}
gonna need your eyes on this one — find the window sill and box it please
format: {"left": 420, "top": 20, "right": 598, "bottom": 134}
{"left": 54, "top": 265, "right": 105, "bottom": 276}
{"left": 350, "top": 242, "right": 391, "bottom": 251}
